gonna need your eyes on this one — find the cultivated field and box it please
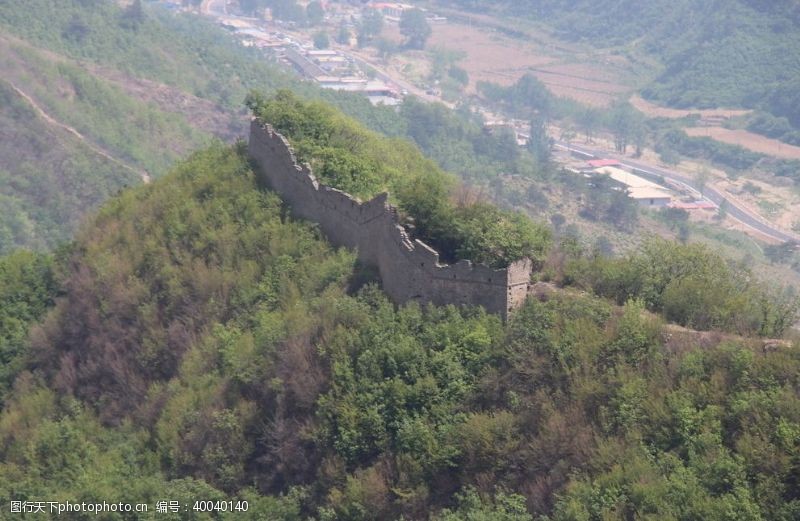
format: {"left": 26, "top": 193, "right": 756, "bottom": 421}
{"left": 631, "top": 96, "right": 800, "bottom": 161}
{"left": 528, "top": 65, "right": 629, "bottom": 107}
{"left": 684, "top": 127, "right": 800, "bottom": 160}
{"left": 630, "top": 95, "right": 751, "bottom": 119}
{"left": 380, "top": 21, "right": 633, "bottom": 106}
{"left": 381, "top": 22, "right": 553, "bottom": 90}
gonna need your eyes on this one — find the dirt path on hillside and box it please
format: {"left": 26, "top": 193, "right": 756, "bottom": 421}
{"left": 5, "top": 80, "right": 151, "bottom": 184}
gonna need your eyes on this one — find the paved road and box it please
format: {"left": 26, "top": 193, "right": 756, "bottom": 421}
{"left": 345, "top": 51, "right": 450, "bottom": 106}
{"left": 555, "top": 141, "right": 799, "bottom": 243}
{"left": 190, "top": 0, "right": 797, "bottom": 244}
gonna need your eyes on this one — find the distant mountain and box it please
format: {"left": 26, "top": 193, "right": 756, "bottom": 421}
{"left": 444, "top": 0, "right": 800, "bottom": 124}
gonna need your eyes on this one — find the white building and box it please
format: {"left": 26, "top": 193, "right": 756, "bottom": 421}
{"left": 594, "top": 166, "right": 673, "bottom": 207}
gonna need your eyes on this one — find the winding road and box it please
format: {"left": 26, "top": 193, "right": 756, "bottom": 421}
{"left": 555, "top": 140, "right": 799, "bottom": 243}
{"left": 189, "top": 1, "right": 798, "bottom": 245}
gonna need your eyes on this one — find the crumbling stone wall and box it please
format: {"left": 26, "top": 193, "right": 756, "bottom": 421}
{"left": 248, "top": 120, "right": 532, "bottom": 320}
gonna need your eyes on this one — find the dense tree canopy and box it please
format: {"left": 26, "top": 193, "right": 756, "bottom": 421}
{"left": 2, "top": 3, "right": 800, "bottom": 519}
{"left": 399, "top": 8, "right": 432, "bottom": 49}
{"left": 564, "top": 237, "right": 799, "bottom": 337}
{"left": 0, "top": 137, "right": 797, "bottom": 520}
{"left": 0, "top": 250, "right": 58, "bottom": 405}
{"left": 358, "top": 9, "right": 384, "bottom": 45}
{"left": 306, "top": 0, "right": 325, "bottom": 25}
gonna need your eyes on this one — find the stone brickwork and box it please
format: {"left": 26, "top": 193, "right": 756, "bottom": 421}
{"left": 248, "top": 119, "right": 533, "bottom": 320}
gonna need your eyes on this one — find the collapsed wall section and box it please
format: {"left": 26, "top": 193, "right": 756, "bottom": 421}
{"left": 248, "top": 119, "right": 533, "bottom": 320}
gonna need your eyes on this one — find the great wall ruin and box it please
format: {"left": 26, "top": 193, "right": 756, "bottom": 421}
{"left": 248, "top": 119, "right": 534, "bottom": 320}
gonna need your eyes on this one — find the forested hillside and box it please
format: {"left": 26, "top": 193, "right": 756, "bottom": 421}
{"left": 0, "top": 0, "right": 301, "bottom": 254}
{"left": 0, "top": 77, "right": 140, "bottom": 254}
{"left": 0, "top": 37, "right": 211, "bottom": 254}
{"left": 0, "top": 0, "right": 298, "bottom": 110}
{"left": 0, "top": 97, "right": 799, "bottom": 519}
{"left": 2, "top": 3, "right": 800, "bottom": 517}
{"left": 0, "top": 0, "right": 547, "bottom": 254}
{"left": 442, "top": 0, "right": 800, "bottom": 126}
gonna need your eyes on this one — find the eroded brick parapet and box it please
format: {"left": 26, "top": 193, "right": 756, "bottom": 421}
{"left": 249, "top": 119, "right": 533, "bottom": 320}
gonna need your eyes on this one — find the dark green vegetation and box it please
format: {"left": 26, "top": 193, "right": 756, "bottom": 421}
{"left": 445, "top": 0, "right": 800, "bottom": 134}
{"left": 654, "top": 128, "right": 764, "bottom": 171}
{"left": 0, "top": 250, "right": 59, "bottom": 405}
{"left": 746, "top": 111, "right": 800, "bottom": 146}
{"left": 241, "top": 0, "right": 308, "bottom": 23}
{"left": 764, "top": 241, "right": 800, "bottom": 274}
{"left": 476, "top": 73, "right": 800, "bottom": 185}
{"left": 0, "top": 139, "right": 798, "bottom": 520}
{"left": 573, "top": 174, "right": 639, "bottom": 232}
{"left": 651, "top": 126, "right": 800, "bottom": 185}
{"left": 477, "top": 74, "right": 646, "bottom": 156}
{"left": 0, "top": 136, "right": 800, "bottom": 521}
{"left": 399, "top": 8, "right": 432, "bottom": 49}
{"left": 478, "top": 74, "right": 561, "bottom": 119}
{"left": 358, "top": 9, "right": 384, "bottom": 46}
{"left": 2, "top": 4, "right": 800, "bottom": 517}
{"left": 469, "top": 76, "right": 646, "bottom": 232}
{"left": 247, "top": 91, "right": 551, "bottom": 268}
{"left": 563, "top": 238, "right": 798, "bottom": 337}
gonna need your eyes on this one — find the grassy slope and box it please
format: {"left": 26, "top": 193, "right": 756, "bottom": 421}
{"left": 0, "top": 0, "right": 288, "bottom": 253}
{"left": 0, "top": 38, "right": 215, "bottom": 253}
{"left": 0, "top": 77, "right": 142, "bottom": 254}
